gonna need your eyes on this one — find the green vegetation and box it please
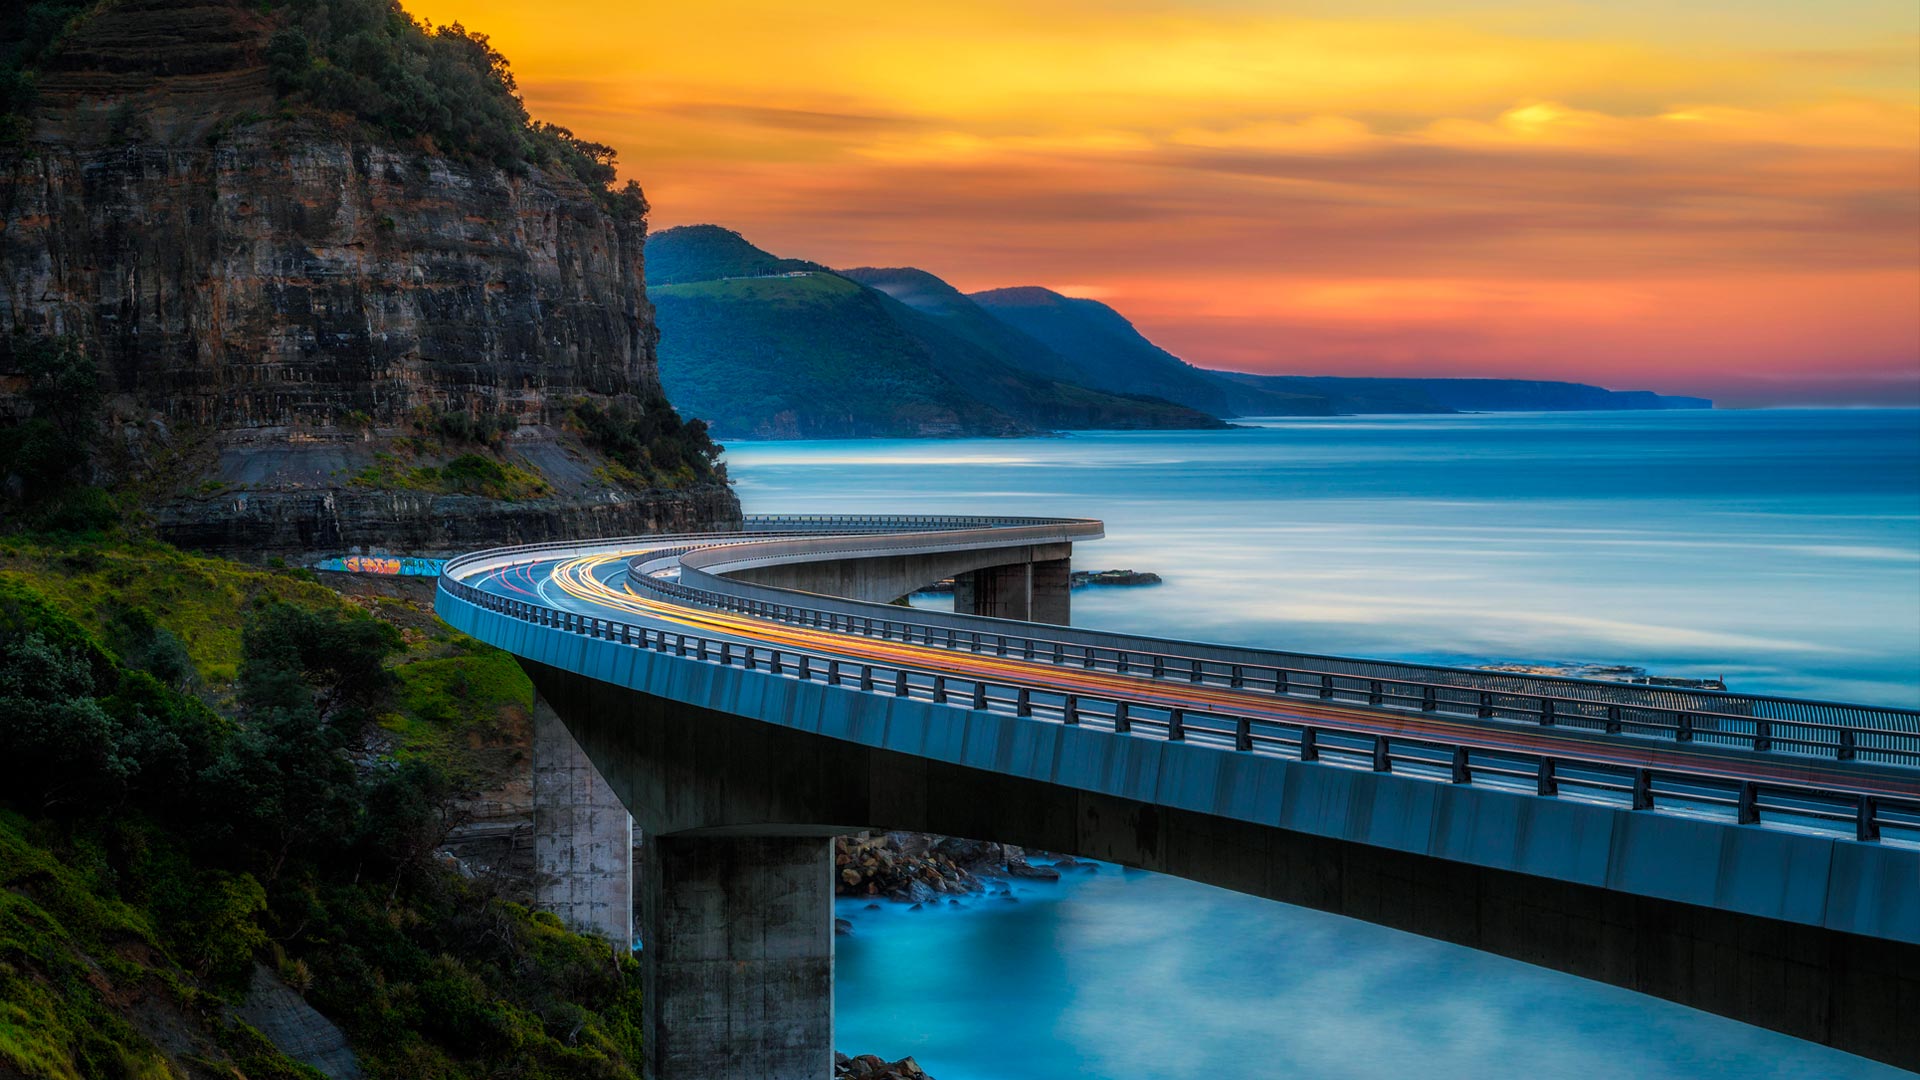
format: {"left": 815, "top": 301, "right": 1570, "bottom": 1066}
{"left": 0, "top": 0, "right": 91, "bottom": 141}
{"left": 0, "top": 536, "right": 641, "bottom": 1078}
{"left": 652, "top": 272, "right": 1022, "bottom": 439}
{"left": 647, "top": 228, "right": 1232, "bottom": 438}
{"left": 571, "top": 394, "right": 724, "bottom": 487}
{"left": 351, "top": 449, "right": 552, "bottom": 500}
{"left": 0, "top": 336, "right": 120, "bottom": 533}
{"left": 644, "top": 224, "right": 824, "bottom": 287}
{"left": 265, "top": 0, "right": 643, "bottom": 210}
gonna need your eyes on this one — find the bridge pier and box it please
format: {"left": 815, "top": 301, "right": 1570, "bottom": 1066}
{"left": 641, "top": 833, "right": 834, "bottom": 1080}
{"left": 531, "top": 695, "right": 633, "bottom": 950}
{"left": 952, "top": 556, "right": 1071, "bottom": 624}
{"left": 1031, "top": 556, "right": 1071, "bottom": 625}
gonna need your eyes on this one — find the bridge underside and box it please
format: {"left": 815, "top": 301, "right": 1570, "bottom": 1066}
{"left": 726, "top": 542, "right": 1073, "bottom": 623}
{"left": 528, "top": 663, "right": 1920, "bottom": 1077}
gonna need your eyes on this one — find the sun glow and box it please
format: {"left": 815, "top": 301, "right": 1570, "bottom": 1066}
{"left": 410, "top": 0, "right": 1920, "bottom": 404}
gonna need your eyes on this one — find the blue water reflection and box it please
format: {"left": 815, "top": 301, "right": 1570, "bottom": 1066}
{"left": 722, "top": 410, "right": 1920, "bottom": 1079}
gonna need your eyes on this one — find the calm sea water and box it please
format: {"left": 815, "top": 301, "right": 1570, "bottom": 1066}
{"left": 721, "top": 409, "right": 1920, "bottom": 1080}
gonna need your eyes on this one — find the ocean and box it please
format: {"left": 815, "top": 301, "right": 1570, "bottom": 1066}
{"left": 722, "top": 409, "right": 1920, "bottom": 1079}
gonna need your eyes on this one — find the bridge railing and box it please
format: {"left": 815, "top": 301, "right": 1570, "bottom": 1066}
{"left": 634, "top": 549, "right": 1920, "bottom": 768}
{"left": 436, "top": 572, "right": 1920, "bottom": 845}
{"left": 436, "top": 516, "right": 1920, "bottom": 767}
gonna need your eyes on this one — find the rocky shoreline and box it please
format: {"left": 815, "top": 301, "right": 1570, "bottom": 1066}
{"left": 836, "top": 1052, "right": 935, "bottom": 1079}
{"left": 913, "top": 567, "right": 1162, "bottom": 596}
{"left": 835, "top": 832, "right": 1081, "bottom": 910}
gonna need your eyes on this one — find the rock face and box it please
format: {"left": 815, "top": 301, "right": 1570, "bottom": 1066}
{"left": 834, "top": 831, "right": 1058, "bottom": 901}
{"left": 0, "top": 0, "right": 740, "bottom": 553}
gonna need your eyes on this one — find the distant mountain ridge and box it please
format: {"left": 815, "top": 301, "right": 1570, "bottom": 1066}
{"left": 967, "top": 287, "right": 1335, "bottom": 417}
{"left": 1216, "top": 373, "right": 1713, "bottom": 413}
{"left": 646, "top": 224, "right": 1709, "bottom": 440}
{"left": 646, "top": 228, "right": 1228, "bottom": 438}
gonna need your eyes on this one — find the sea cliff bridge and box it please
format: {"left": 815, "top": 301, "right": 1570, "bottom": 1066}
{"left": 435, "top": 515, "right": 1920, "bottom": 1078}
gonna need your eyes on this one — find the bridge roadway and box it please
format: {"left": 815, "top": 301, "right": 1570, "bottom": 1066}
{"left": 436, "top": 515, "right": 1920, "bottom": 1077}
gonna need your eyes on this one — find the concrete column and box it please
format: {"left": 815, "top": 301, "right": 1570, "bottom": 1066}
{"left": 642, "top": 834, "right": 834, "bottom": 1080}
{"left": 952, "top": 563, "right": 1032, "bottom": 620}
{"left": 1030, "top": 557, "right": 1071, "bottom": 625}
{"left": 532, "top": 694, "right": 633, "bottom": 950}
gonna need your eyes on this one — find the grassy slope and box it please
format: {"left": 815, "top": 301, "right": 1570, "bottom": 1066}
{"left": 653, "top": 274, "right": 1027, "bottom": 438}
{"left": 0, "top": 535, "right": 630, "bottom": 1080}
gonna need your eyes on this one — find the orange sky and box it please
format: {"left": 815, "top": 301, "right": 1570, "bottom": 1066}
{"left": 414, "top": 0, "right": 1920, "bottom": 404}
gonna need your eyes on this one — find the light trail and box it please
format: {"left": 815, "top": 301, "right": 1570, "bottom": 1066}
{"left": 458, "top": 546, "right": 1920, "bottom": 804}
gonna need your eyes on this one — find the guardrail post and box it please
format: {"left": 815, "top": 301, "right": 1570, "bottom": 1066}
{"left": 1152, "top": 656, "right": 1165, "bottom": 680}
{"left": 1536, "top": 757, "right": 1557, "bottom": 796}
{"left": 1063, "top": 695, "right": 1079, "bottom": 726}
{"left": 997, "top": 636, "right": 1008, "bottom": 657}
{"left": 1857, "top": 795, "right": 1880, "bottom": 842}
{"left": 1450, "top": 745, "right": 1471, "bottom": 784}
{"left": 1421, "top": 686, "right": 1437, "bottom": 712}
{"left": 1539, "top": 698, "right": 1556, "bottom": 727}
{"left": 894, "top": 671, "right": 908, "bottom": 697}
{"left": 1023, "top": 639, "right": 1034, "bottom": 661}
{"left": 1478, "top": 692, "right": 1493, "bottom": 719}
{"left": 798, "top": 656, "right": 812, "bottom": 681}
{"left": 1676, "top": 713, "right": 1693, "bottom": 743}
{"left": 1367, "top": 680, "right": 1383, "bottom": 706}
{"left": 1300, "top": 727, "right": 1319, "bottom": 762}
{"left": 1083, "top": 647, "right": 1095, "bottom": 670}
{"left": 1372, "top": 735, "right": 1390, "bottom": 772}
{"left": 1632, "top": 768, "right": 1654, "bottom": 810}
{"left": 972, "top": 682, "right": 988, "bottom": 710}
{"left": 1319, "top": 674, "right": 1334, "bottom": 700}
{"left": 745, "top": 647, "right": 756, "bottom": 671}
{"left": 1052, "top": 643, "right": 1064, "bottom": 665}
{"left": 1837, "top": 729, "right": 1856, "bottom": 761}
{"left": 1113, "top": 701, "right": 1130, "bottom": 733}
{"left": 720, "top": 642, "right": 732, "bottom": 666}
{"left": 1753, "top": 718, "right": 1771, "bottom": 753}
{"left": 859, "top": 665, "right": 874, "bottom": 691}
{"left": 1168, "top": 709, "right": 1186, "bottom": 742}
{"left": 771, "top": 651, "right": 784, "bottom": 676}
{"left": 1605, "top": 705, "right": 1622, "bottom": 735}
{"left": 932, "top": 676, "right": 947, "bottom": 704}
{"left": 1275, "top": 670, "right": 1289, "bottom": 696}
{"left": 1017, "top": 688, "right": 1032, "bottom": 717}
{"left": 1235, "top": 715, "right": 1252, "bottom": 751}
{"left": 1737, "top": 781, "right": 1759, "bottom": 824}
{"left": 675, "top": 635, "right": 687, "bottom": 657}
{"left": 1118, "top": 652, "right": 1130, "bottom": 675}
{"left": 1231, "top": 665, "right": 1245, "bottom": 689}
{"left": 697, "top": 639, "right": 709, "bottom": 662}
{"left": 827, "top": 660, "right": 840, "bottom": 685}
{"left": 1190, "top": 660, "right": 1203, "bottom": 684}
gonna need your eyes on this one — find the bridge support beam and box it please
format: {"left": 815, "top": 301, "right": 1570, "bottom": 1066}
{"left": 1031, "top": 556, "right": 1071, "bottom": 625}
{"left": 951, "top": 557, "right": 1072, "bottom": 624}
{"left": 531, "top": 695, "right": 633, "bottom": 950}
{"left": 641, "top": 834, "right": 834, "bottom": 1080}
{"left": 953, "top": 563, "right": 1031, "bottom": 620}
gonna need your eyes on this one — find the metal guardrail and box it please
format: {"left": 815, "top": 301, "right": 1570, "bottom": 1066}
{"left": 520, "top": 515, "right": 1920, "bottom": 767}
{"left": 437, "top": 567, "right": 1920, "bottom": 844}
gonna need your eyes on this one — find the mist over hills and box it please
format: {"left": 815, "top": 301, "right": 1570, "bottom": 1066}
{"left": 645, "top": 225, "right": 1710, "bottom": 439}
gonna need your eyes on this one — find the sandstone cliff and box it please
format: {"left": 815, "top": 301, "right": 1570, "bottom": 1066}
{"left": 1, "top": 0, "right": 740, "bottom": 553}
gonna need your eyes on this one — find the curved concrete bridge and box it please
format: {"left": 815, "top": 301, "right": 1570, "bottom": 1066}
{"left": 436, "top": 515, "right": 1920, "bottom": 1077}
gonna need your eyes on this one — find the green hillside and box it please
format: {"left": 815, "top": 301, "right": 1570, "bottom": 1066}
{"left": 651, "top": 272, "right": 1028, "bottom": 438}
{"left": 645, "top": 225, "right": 826, "bottom": 287}
{"left": 647, "top": 230, "right": 1227, "bottom": 438}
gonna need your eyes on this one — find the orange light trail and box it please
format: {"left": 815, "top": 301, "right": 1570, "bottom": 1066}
{"left": 512, "top": 548, "right": 1920, "bottom": 802}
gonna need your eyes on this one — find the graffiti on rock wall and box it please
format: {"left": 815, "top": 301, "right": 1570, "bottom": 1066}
{"left": 313, "top": 555, "right": 447, "bottom": 576}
